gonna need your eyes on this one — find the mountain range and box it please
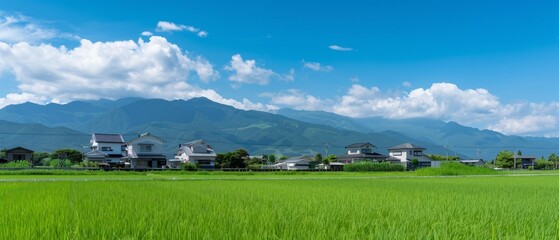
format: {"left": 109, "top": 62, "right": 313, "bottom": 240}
{"left": 0, "top": 97, "right": 557, "bottom": 160}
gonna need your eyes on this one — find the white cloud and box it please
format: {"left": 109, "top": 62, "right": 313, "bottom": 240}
{"left": 0, "top": 14, "right": 64, "bottom": 43}
{"left": 329, "top": 45, "right": 353, "bottom": 51}
{"left": 403, "top": 81, "right": 412, "bottom": 87}
{"left": 156, "top": 21, "right": 185, "bottom": 32}
{"left": 0, "top": 36, "right": 221, "bottom": 108}
{"left": 262, "top": 89, "right": 327, "bottom": 111}
{"left": 303, "top": 61, "right": 333, "bottom": 72}
{"left": 282, "top": 68, "right": 295, "bottom": 82}
{"left": 155, "top": 21, "right": 207, "bottom": 38}
{"left": 141, "top": 31, "right": 153, "bottom": 36}
{"left": 224, "top": 54, "right": 275, "bottom": 85}
{"left": 333, "top": 83, "right": 501, "bottom": 121}
{"left": 490, "top": 115, "right": 556, "bottom": 136}
{"left": 197, "top": 31, "right": 208, "bottom": 38}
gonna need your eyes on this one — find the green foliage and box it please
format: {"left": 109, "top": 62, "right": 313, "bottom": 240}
{"left": 268, "top": 154, "right": 276, "bottom": 164}
{"left": 0, "top": 160, "right": 31, "bottom": 168}
{"left": 535, "top": 159, "right": 554, "bottom": 170}
{"left": 80, "top": 161, "right": 99, "bottom": 168}
{"left": 315, "top": 153, "right": 322, "bottom": 162}
{"left": 217, "top": 149, "right": 250, "bottom": 168}
{"left": 32, "top": 152, "right": 50, "bottom": 165}
{"left": 48, "top": 159, "right": 72, "bottom": 168}
{"left": 415, "top": 162, "right": 496, "bottom": 176}
{"left": 180, "top": 162, "right": 198, "bottom": 171}
{"left": 323, "top": 154, "right": 337, "bottom": 164}
{"left": 344, "top": 162, "right": 404, "bottom": 172}
{"left": 426, "top": 154, "right": 460, "bottom": 161}
{"left": 51, "top": 149, "right": 83, "bottom": 164}
{"left": 495, "top": 150, "right": 515, "bottom": 168}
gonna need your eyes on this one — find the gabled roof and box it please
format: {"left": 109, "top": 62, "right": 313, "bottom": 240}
{"left": 127, "top": 132, "right": 164, "bottom": 144}
{"left": 388, "top": 143, "right": 426, "bottom": 150}
{"left": 85, "top": 150, "right": 108, "bottom": 158}
{"left": 92, "top": 133, "right": 125, "bottom": 143}
{"left": 345, "top": 142, "right": 376, "bottom": 149}
{"left": 6, "top": 146, "right": 34, "bottom": 153}
{"left": 181, "top": 139, "right": 208, "bottom": 147}
{"left": 513, "top": 155, "right": 536, "bottom": 160}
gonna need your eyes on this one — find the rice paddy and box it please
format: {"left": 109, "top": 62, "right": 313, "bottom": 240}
{"left": 1, "top": 173, "right": 559, "bottom": 239}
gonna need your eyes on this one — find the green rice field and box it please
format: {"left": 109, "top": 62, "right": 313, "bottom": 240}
{"left": 1, "top": 172, "right": 559, "bottom": 239}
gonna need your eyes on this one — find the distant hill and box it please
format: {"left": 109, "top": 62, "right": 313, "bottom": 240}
{"left": 0, "top": 98, "right": 448, "bottom": 157}
{"left": 278, "top": 109, "right": 559, "bottom": 160}
{"left": 0, "top": 120, "right": 89, "bottom": 152}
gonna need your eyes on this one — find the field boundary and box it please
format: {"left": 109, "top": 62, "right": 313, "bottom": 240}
{"left": 2, "top": 172, "right": 559, "bottom": 182}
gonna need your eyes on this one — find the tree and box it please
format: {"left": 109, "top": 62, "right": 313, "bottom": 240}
{"left": 549, "top": 153, "right": 558, "bottom": 169}
{"left": 315, "top": 153, "right": 323, "bottom": 163}
{"left": 51, "top": 149, "right": 83, "bottom": 164}
{"left": 517, "top": 150, "right": 523, "bottom": 156}
{"left": 496, "top": 150, "right": 514, "bottom": 168}
{"left": 32, "top": 152, "right": 50, "bottom": 166}
{"left": 268, "top": 154, "right": 276, "bottom": 164}
{"left": 411, "top": 158, "right": 420, "bottom": 170}
{"left": 323, "top": 154, "right": 337, "bottom": 164}
{"left": 216, "top": 149, "right": 250, "bottom": 168}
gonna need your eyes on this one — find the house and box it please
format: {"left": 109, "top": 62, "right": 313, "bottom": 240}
{"left": 123, "top": 133, "right": 167, "bottom": 169}
{"left": 337, "top": 143, "right": 387, "bottom": 163}
{"left": 175, "top": 140, "right": 216, "bottom": 169}
{"left": 387, "top": 143, "right": 432, "bottom": 169}
{"left": 275, "top": 156, "right": 312, "bottom": 170}
{"left": 459, "top": 159, "right": 486, "bottom": 166}
{"left": 85, "top": 133, "right": 126, "bottom": 166}
{"left": 5, "top": 147, "right": 34, "bottom": 162}
{"left": 515, "top": 155, "right": 537, "bottom": 169}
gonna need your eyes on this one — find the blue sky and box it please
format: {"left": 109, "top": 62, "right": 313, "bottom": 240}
{"left": 0, "top": 0, "right": 558, "bottom": 136}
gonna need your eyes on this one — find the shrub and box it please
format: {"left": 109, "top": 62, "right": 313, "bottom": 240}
{"left": 48, "top": 159, "right": 72, "bottom": 168}
{"left": 180, "top": 162, "right": 198, "bottom": 171}
{"left": 344, "top": 162, "right": 404, "bottom": 172}
{"left": 415, "top": 162, "right": 496, "bottom": 176}
{"left": 0, "top": 160, "right": 32, "bottom": 168}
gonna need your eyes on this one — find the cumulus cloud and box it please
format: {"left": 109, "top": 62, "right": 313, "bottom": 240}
{"left": 0, "top": 36, "right": 222, "bottom": 107}
{"left": 303, "top": 61, "right": 333, "bottom": 72}
{"left": 155, "top": 21, "right": 207, "bottom": 37}
{"left": 490, "top": 115, "right": 556, "bottom": 136}
{"left": 403, "top": 81, "right": 412, "bottom": 87}
{"left": 333, "top": 83, "right": 501, "bottom": 121}
{"left": 261, "top": 89, "right": 327, "bottom": 111}
{"left": 0, "top": 14, "right": 62, "bottom": 43}
{"left": 329, "top": 45, "right": 353, "bottom": 51}
{"left": 224, "top": 54, "right": 275, "bottom": 85}
{"left": 141, "top": 31, "right": 153, "bottom": 36}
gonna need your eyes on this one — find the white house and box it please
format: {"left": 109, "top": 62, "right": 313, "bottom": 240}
{"left": 387, "top": 143, "right": 432, "bottom": 169}
{"left": 175, "top": 140, "right": 216, "bottom": 169}
{"left": 337, "top": 143, "right": 387, "bottom": 163}
{"left": 85, "top": 133, "right": 126, "bottom": 166}
{"left": 123, "top": 133, "right": 166, "bottom": 169}
{"left": 275, "top": 156, "right": 312, "bottom": 170}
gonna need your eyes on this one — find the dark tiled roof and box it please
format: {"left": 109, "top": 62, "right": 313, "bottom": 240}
{"left": 6, "top": 146, "right": 34, "bottom": 153}
{"left": 388, "top": 143, "right": 425, "bottom": 150}
{"left": 92, "top": 133, "right": 125, "bottom": 143}
{"left": 345, "top": 142, "right": 376, "bottom": 148}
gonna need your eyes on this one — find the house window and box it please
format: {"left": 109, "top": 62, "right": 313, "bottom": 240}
{"left": 101, "top": 147, "right": 113, "bottom": 151}
{"left": 413, "top": 151, "right": 423, "bottom": 156}
{"left": 13, "top": 154, "right": 26, "bottom": 160}
{"left": 362, "top": 149, "right": 372, "bottom": 154}
{"left": 348, "top": 149, "right": 359, "bottom": 154}
{"left": 392, "top": 151, "right": 402, "bottom": 156}
{"left": 198, "top": 160, "right": 211, "bottom": 165}
{"left": 139, "top": 144, "right": 153, "bottom": 152}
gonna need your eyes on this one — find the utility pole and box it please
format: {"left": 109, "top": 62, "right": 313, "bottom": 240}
{"left": 324, "top": 143, "right": 329, "bottom": 157}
